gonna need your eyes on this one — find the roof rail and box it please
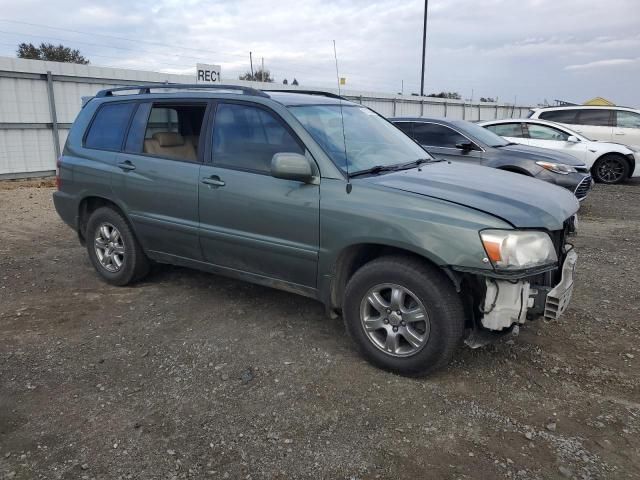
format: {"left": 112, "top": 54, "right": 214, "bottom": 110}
{"left": 95, "top": 83, "right": 270, "bottom": 98}
{"left": 263, "top": 89, "right": 348, "bottom": 101}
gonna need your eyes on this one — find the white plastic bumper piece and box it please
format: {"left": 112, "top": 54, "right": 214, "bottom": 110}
{"left": 481, "top": 279, "right": 533, "bottom": 331}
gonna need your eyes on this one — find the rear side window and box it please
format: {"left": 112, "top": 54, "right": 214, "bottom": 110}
{"left": 212, "top": 103, "right": 303, "bottom": 174}
{"left": 413, "top": 123, "right": 467, "bottom": 148}
{"left": 616, "top": 111, "right": 640, "bottom": 128}
{"left": 538, "top": 110, "right": 578, "bottom": 124}
{"left": 576, "top": 109, "right": 612, "bottom": 127}
{"left": 486, "top": 123, "right": 525, "bottom": 138}
{"left": 134, "top": 103, "right": 207, "bottom": 162}
{"left": 85, "top": 103, "right": 136, "bottom": 150}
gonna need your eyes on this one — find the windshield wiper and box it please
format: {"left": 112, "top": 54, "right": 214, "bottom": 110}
{"left": 349, "top": 164, "right": 401, "bottom": 178}
{"left": 349, "top": 158, "right": 443, "bottom": 178}
{"left": 494, "top": 142, "right": 518, "bottom": 147}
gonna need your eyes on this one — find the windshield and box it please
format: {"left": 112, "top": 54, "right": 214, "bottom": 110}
{"left": 453, "top": 120, "right": 510, "bottom": 147}
{"left": 288, "top": 105, "right": 431, "bottom": 173}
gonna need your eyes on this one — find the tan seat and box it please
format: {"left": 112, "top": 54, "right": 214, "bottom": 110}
{"left": 144, "top": 132, "right": 197, "bottom": 161}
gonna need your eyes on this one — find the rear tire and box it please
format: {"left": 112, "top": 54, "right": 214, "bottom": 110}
{"left": 592, "top": 154, "right": 629, "bottom": 184}
{"left": 86, "top": 207, "right": 149, "bottom": 286}
{"left": 343, "top": 255, "right": 465, "bottom": 376}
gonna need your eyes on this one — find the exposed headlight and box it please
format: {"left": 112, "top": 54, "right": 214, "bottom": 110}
{"left": 480, "top": 230, "right": 557, "bottom": 270}
{"left": 535, "top": 161, "right": 577, "bottom": 174}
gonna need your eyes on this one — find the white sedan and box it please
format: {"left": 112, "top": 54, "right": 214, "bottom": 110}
{"left": 479, "top": 118, "right": 639, "bottom": 184}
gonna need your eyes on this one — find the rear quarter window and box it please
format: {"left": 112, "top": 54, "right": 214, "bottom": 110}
{"left": 84, "top": 102, "right": 136, "bottom": 151}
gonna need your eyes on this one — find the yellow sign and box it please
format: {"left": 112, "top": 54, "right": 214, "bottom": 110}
{"left": 340, "top": 77, "right": 346, "bottom": 85}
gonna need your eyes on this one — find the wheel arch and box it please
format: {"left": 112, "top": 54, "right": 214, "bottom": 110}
{"left": 77, "top": 196, "right": 133, "bottom": 245}
{"left": 592, "top": 152, "right": 634, "bottom": 179}
{"left": 328, "top": 243, "right": 455, "bottom": 314}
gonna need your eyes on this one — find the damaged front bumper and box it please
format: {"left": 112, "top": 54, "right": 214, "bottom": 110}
{"left": 479, "top": 248, "right": 578, "bottom": 331}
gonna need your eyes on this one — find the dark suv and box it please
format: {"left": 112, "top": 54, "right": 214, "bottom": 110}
{"left": 54, "top": 85, "right": 579, "bottom": 376}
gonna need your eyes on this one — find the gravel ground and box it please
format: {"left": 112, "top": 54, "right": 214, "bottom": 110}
{"left": 0, "top": 179, "right": 639, "bottom": 480}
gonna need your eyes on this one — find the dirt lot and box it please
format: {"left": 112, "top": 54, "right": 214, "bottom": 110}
{"left": 1, "top": 179, "right": 639, "bottom": 480}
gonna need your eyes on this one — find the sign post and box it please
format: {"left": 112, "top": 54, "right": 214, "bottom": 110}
{"left": 196, "top": 64, "right": 221, "bottom": 84}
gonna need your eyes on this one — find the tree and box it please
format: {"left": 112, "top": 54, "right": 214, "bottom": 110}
{"left": 238, "top": 68, "right": 273, "bottom": 82}
{"left": 17, "top": 42, "right": 89, "bottom": 64}
{"left": 282, "top": 78, "right": 288, "bottom": 85}
{"left": 292, "top": 78, "right": 299, "bottom": 86}
{"left": 427, "top": 91, "right": 461, "bottom": 100}
{"left": 480, "top": 97, "right": 496, "bottom": 103}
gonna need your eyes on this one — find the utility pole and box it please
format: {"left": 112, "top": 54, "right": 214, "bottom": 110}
{"left": 249, "top": 51, "right": 254, "bottom": 79}
{"left": 261, "top": 57, "right": 265, "bottom": 82}
{"left": 420, "top": 0, "right": 429, "bottom": 97}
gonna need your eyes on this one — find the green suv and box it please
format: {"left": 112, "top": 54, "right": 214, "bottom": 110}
{"left": 53, "top": 84, "right": 579, "bottom": 375}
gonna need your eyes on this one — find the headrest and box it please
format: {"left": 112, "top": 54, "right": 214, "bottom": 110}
{"left": 153, "top": 132, "right": 185, "bottom": 147}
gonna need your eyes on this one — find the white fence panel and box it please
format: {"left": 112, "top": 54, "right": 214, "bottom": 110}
{"left": 0, "top": 56, "right": 534, "bottom": 177}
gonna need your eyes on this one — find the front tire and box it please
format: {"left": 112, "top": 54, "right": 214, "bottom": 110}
{"left": 86, "top": 207, "right": 149, "bottom": 286}
{"left": 592, "top": 154, "right": 629, "bottom": 184}
{"left": 343, "top": 255, "right": 465, "bottom": 376}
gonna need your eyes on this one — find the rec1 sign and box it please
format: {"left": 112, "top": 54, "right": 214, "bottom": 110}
{"left": 196, "top": 64, "right": 221, "bottom": 83}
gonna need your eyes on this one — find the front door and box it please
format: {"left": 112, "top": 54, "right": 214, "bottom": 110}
{"left": 525, "top": 123, "right": 587, "bottom": 163}
{"left": 614, "top": 110, "right": 640, "bottom": 147}
{"left": 198, "top": 101, "right": 320, "bottom": 288}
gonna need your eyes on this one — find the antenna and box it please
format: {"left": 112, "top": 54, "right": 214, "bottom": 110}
{"left": 333, "top": 40, "right": 351, "bottom": 186}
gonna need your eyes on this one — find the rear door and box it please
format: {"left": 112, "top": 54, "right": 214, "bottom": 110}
{"left": 412, "top": 122, "right": 483, "bottom": 164}
{"left": 524, "top": 123, "right": 587, "bottom": 162}
{"left": 573, "top": 109, "right": 614, "bottom": 142}
{"left": 198, "top": 101, "right": 320, "bottom": 288}
{"left": 614, "top": 110, "right": 640, "bottom": 146}
{"left": 112, "top": 101, "right": 208, "bottom": 260}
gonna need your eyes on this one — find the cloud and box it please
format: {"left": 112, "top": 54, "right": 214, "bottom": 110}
{"left": 565, "top": 58, "right": 639, "bottom": 71}
{"left": 0, "top": 0, "right": 639, "bottom": 105}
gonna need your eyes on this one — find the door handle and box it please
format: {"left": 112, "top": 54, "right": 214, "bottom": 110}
{"left": 117, "top": 161, "right": 136, "bottom": 171}
{"left": 202, "top": 176, "right": 225, "bottom": 187}
{"left": 614, "top": 131, "right": 625, "bottom": 135}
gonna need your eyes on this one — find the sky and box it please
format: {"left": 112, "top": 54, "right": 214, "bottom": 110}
{"left": 0, "top": 0, "right": 638, "bottom": 106}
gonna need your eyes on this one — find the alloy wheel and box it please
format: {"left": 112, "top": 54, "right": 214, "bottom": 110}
{"left": 94, "top": 223, "right": 125, "bottom": 273}
{"left": 359, "top": 283, "right": 430, "bottom": 357}
{"left": 597, "top": 157, "right": 625, "bottom": 183}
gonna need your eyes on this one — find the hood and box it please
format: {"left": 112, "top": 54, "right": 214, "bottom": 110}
{"left": 498, "top": 144, "right": 586, "bottom": 166}
{"left": 363, "top": 162, "right": 579, "bottom": 230}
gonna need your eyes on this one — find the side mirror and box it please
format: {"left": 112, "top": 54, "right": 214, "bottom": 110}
{"left": 567, "top": 135, "right": 580, "bottom": 143}
{"left": 271, "top": 152, "right": 314, "bottom": 183}
{"left": 455, "top": 142, "right": 475, "bottom": 152}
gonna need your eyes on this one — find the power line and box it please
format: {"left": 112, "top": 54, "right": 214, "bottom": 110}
{"left": 0, "top": 18, "right": 248, "bottom": 59}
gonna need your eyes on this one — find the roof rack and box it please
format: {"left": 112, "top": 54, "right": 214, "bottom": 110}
{"left": 95, "top": 83, "right": 270, "bottom": 98}
{"left": 263, "top": 89, "right": 348, "bottom": 101}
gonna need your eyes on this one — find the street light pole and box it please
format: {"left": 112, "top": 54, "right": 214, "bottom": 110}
{"left": 420, "top": 0, "right": 428, "bottom": 97}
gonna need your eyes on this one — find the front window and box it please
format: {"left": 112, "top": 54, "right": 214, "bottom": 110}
{"left": 617, "top": 111, "right": 640, "bottom": 129}
{"left": 413, "top": 123, "right": 469, "bottom": 148}
{"left": 486, "top": 123, "right": 525, "bottom": 138}
{"left": 288, "top": 105, "right": 430, "bottom": 172}
{"left": 451, "top": 120, "right": 509, "bottom": 147}
{"left": 527, "top": 124, "right": 570, "bottom": 141}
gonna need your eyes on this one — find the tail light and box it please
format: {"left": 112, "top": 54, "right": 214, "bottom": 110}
{"left": 55, "top": 157, "right": 62, "bottom": 190}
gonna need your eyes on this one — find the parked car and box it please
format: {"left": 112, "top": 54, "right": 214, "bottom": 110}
{"left": 529, "top": 105, "right": 640, "bottom": 149}
{"left": 54, "top": 84, "right": 580, "bottom": 376}
{"left": 479, "top": 118, "right": 639, "bottom": 184}
{"left": 390, "top": 117, "right": 592, "bottom": 200}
